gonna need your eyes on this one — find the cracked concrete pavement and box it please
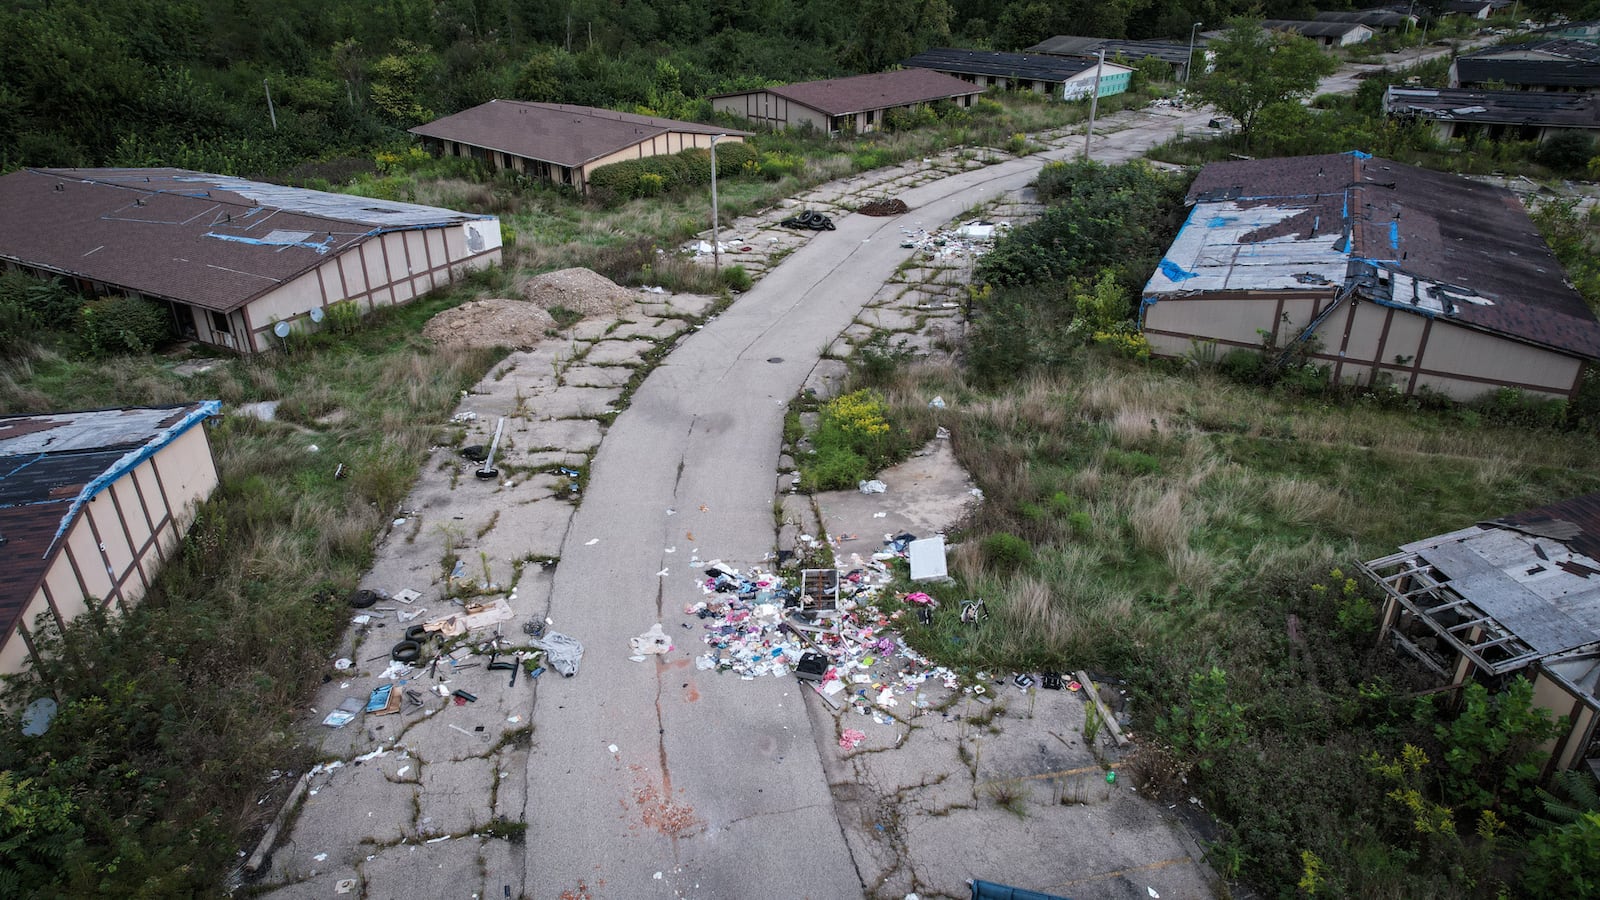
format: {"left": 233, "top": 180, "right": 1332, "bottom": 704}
{"left": 248, "top": 96, "right": 1234, "bottom": 900}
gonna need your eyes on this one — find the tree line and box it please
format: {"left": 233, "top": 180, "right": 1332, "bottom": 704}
{"left": 14, "top": 0, "right": 1588, "bottom": 179}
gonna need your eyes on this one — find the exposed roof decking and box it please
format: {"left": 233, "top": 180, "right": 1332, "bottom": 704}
{"left": 1454, "top": 58, "right": 1600, "bottom": 89}
{"left": 1143, "top": 152, "right": 1600, "bottom": 360}
{"left": 1386, "top": 85, "right": 1600, "bottom": 129}
{"left": 0, "top": 402, "right": 219, "bottom": 647}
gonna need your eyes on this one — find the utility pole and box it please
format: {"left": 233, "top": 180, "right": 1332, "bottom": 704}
{"left": 1082, "top": 50, "right": 1105, "bottom": 160}
{"left": 264, "top": 79, "right": 278, "bottom": 130}
{"left": 1185, "top": 22, "right": 1202, "bottom": 85}
{"left": 710, "top": 135, "right": 725, "bottom": 279}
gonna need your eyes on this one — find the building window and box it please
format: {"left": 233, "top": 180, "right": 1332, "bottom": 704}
{"left": 210, "top": 310, "right": 231, "bottom": 334}
{"left": 866, "top": 110, "right": 876, "bottom": 125}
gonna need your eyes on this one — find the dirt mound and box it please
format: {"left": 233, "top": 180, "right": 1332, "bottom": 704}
{"left": 521, "top": 267, "right": 636, "bottom": 318}
{"left": 858, "top": 198, "right": 910, "bottom": 217}
{"left": 422, "top": 299, "right": 555, "bottom": 349}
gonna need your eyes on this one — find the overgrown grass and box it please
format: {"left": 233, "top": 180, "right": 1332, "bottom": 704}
{"left": 0, "top": 287, "right": 507, "bottom": 895}
{"left": 853, "top": 348, "right": 1600, "bottom": 895}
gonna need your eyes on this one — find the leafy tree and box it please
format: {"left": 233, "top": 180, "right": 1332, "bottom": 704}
{"left": 368, "top": 38, "right": 441, "bottom": 126}
{"left": 842, "top": 0, "right": 952, "bottom": 70}
{"left": 1192, "top": 19, "right": 1336, "bottom": 146}
{"left": 1433, "top": 678, "right": 1562, "bottom": 812}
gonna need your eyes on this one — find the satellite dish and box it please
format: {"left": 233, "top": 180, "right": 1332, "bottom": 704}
{"left": 309, "top": 306, "right": 325, "bottom": 323}
{"left": 21, "top": 697, "right": 57, "bottom": 736}
{"left": 273, "top": 321, "right": 292, "bottom": 338}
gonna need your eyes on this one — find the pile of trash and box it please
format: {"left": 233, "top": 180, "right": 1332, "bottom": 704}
{"left": 898, "top": 219, "right": 1010, "bottom": 261}
{"left": 857, "top": 198, "right": 910, "bottom": 217}
{"left": 780, "top": 210, "right": 836, "bottom": 231}
{"left": 684, "top": 556, "right": 959, "bottom": 726}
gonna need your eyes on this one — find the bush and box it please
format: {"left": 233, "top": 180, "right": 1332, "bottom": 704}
{"left": 1535, "top": 131, "right": 1595, "bottom": 174}
{"left": 0, "top": 270, "right": 80, "bottom": 330}
{"left": 1219, "top": 348, "right": 1267, "bottom": 383}
{"left": 719, "top": 264, "right": 752, "bottom": 292}
{"left": 980, "top": 532, "right": 1033, "bottom": 570}
{"left": 587, "top": 142, "right": 760, "bottom": 202}
{"left": 81, "top": 296, "right": 171, "bottom": 357}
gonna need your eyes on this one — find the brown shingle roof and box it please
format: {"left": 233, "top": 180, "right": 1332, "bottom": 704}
{"left": 1181, "top": 152, "right": 1600, "bottom": 359}
{"left": 0, "top": 168, "right": 492, "bottom": 313}
{"left": 719, "top": 68, "right": 982, "bottom": 118}
{"left": 0, "top": 402, "right": 218, "bottom": 653}
{"left": 408, "top": 101, "right": 749, "bottom": 168}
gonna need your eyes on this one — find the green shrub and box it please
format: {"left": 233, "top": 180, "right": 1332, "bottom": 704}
{"left": 1219, "top": 348, "right": 1267, "bottom": 383}
{"left": 0, "top": 270, "right": 80, "bottom": 330}
{"left": 325, "top": 299, "right": 361, "bottom": 335}
{"left": 0, "top": 294, "right": 35, "bottom": 357}
{"left": 81, "top": 296, "right": 171, "bottom": 356}
{"left": 499, "top": 221, "right": 518, "bottom": 247}
{"left": 980, "top": 532, "right": 1033, "bottom": 570}
{"left": 1104, "top": 447, "right": 1160, "bottom": 476}
{"left": 1471, "top": 386, "right": 1566, "bottom": 429}
{"left": 885, "top": 104, "right": 938, "bottom": 132}
{"left": 587, "top": 142, "right": 759, "bottom": 202}
{"left": 637, "top": 172, "right": 666, "bottom": 197}
{"left": 719, "top": 264, "right": 752, "bottom": 292}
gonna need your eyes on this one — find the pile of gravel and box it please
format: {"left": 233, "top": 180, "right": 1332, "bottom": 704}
{"left": 521, "top": 267, "right": 636, "bottom": 318}
{"left": 422, "top": 299, "right": 555, "bottom": 350}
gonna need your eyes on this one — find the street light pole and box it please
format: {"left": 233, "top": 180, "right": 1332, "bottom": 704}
{"left": 709, "top": 134, "right": 724, "bottom": 279}
{"left": 1185, "top": 22, "right": 1203, "bottom": 85}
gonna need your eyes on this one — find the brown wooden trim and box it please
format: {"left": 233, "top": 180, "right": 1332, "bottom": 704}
{"left": 240, "top": 304, "right": 258, "bottom": 353}
{"left": 148, "top": 454, "right": 182, "bottom": 546}
{"left": 39, "top": 580, "right": 66, "bottom": 633}
{"left": 356, "top": 243, "right": 375, "bottom": 312}
{"left": 80, "top": 503, "right": 123, "bottom": 608}
{"left": 1370, "top": 307, "right": 1396, "bottom": 387}
{"left": 60, "top": 539, "right": 93, "bottom": 609}
{"left": 316, "top": 264, "right": 332, "bottom": 308}
{"left": 245, "top": 247, "right": 500, "bottom": 337}
{"left": 127, "top": 460, "right": 158, "bottom": 535}
{"left": 335, "top": 243, "right": 352, "bottom": 303}
{"left": 1332, "top": 299, "right": 1359, "bottom": 384}
{"left": 400, "top": 229, "right": 416, "bottom": 284}
{"left": 1271, "top": 296, "right": 1286, "bottom": 346}
{"left": 378, "top": 234, "right": 398, "bottom": 306}
{"left": 104, "top": 482, "right": 144, "bottom": 594}
{"left": 16, "top": 620, "right": 42, "bottom": 672}
{"left": 1407, "top": 317, "right": 1434, "bottom": 395}
{"left": 1146, "top": 326, "right": 1576, "bottom": 397}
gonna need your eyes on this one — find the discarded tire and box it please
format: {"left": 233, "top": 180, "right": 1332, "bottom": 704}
{"left": 460, "top": 445, "right": 488, "bottom": 462}
{"left": 405, "top": 624, "right": 430, "bottom": 642}
{"left": 780, "top": 210, "right": 836, "bottom": 231}
{"left": 391, "top": 640, "right": 422, "bottom": 663}
{"left": 349, "top": 589, "right": 379, "bottom": 609}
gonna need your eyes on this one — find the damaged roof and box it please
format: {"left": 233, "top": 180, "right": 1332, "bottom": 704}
{"left": 0, "top": 168, "right": 494, "bottom": 313}
{"left": 1025, "top": 37, "right": 1198, "bottom": 68}
{"left": 902, "top": 48, "right": 1111, "bottom": 83}
{"left": 1143, "top": 151, "right": 1600, "bottom": 360}
{"left": 0, "top": 402, "right": 219, "bottom": 651}
{"left": 1260, "top": 19, "right": 1373, "bottom": 39}
{"left": 716, "top": 68, "right": 982, "bottom": 118}
{"left": 1455, "top": 59, "right": 1600, "bottom": 89}
{"left": 408, "top": 100, "right": 749, "bottom": 168}
{"left": 1388, "top": 492, "right": 1600, "bottom": 661}
{"left": 1385, "top": 85, "right": 1600, "bottom": 130}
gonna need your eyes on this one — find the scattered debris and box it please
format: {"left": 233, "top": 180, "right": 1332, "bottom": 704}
{"left": 858, "top": 479, "right": 887, "bottom": 494}
{"left": 531, "top": 632, "right": 585, "bottom": 677}
{"left": 839, "top": 728, "right": 866, "bottom": 749}
{"left": 630, "top": 624, "right": 672, "bottom": 655}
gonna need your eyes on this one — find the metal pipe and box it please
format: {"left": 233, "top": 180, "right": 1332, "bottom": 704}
{"left": 477, "top": 416, "right": 505, "bottom": 480}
